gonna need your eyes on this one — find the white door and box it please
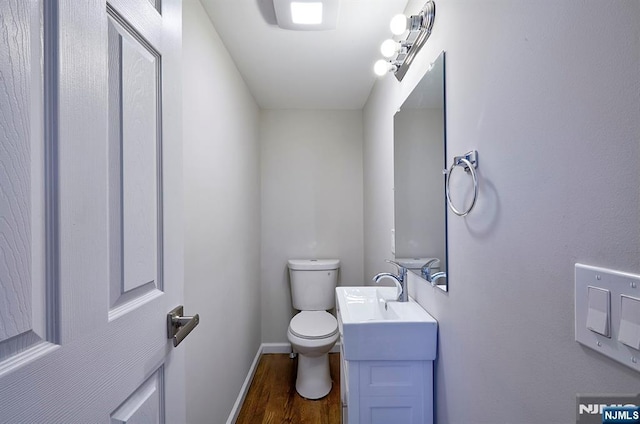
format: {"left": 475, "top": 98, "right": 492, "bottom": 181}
{"left": 0, "top": 0, "right": 189, "bottom": 422}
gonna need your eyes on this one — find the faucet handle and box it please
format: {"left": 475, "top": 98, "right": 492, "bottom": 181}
{"left": 420, "top": 258, "right": 440, "bottom": 280}
{"left": 421, "top": 258, "right": 440, "bottom": 270}
{"left": 385, "top": 259, "right": 405, "bottom": 272}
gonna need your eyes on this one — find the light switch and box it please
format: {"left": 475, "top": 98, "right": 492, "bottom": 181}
{"left": 618, "top": 295, "right": 640, "bottom": 350}
{"left": 586, "top": 286, "right": 610, "bottom": 337}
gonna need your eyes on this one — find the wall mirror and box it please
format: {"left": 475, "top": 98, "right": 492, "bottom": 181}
{"left": 393, "top": 51, "right": 448, "bottom": 291}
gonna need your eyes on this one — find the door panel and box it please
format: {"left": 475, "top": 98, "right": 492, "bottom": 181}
{"left": 120, "top": 27, "right": 159, "bottom": 294}
{"left": 0, "top": 0, "right": 184, "bottom": 421}
{"left": 0, "top": 0, "right": 34, "bottom": 344}
{"left": 0, "top": 0, "right": 53, "bottom": 365}
{"left": 145, "top": 0, "right": 160, "bottom": 13}
{"left": 107, "top": 9, "right": 163, "bottom": 314}
{"left": 110, "top": 366, "right": 165, "bottom": 424}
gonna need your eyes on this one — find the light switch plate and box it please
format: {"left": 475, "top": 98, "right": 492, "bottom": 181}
{"left": 575, "top": 264, "right": 640, "bottom": 372}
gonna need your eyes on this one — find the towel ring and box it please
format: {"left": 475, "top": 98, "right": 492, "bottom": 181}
{"left": 446, "top": 155, "right": 478, "bottom": 217}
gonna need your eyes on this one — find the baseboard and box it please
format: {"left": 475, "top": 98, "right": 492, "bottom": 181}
{"left": 261, "top": 342, "right": 292, "bottom": 354}
{"left": 262, "top": 341, "right": 342, "bottom": 354}
{"left": 225, "top": 341, "right": 343, "bottom": 423}
{"left": 225, "top": 345, "right": 263, "bottom": 424}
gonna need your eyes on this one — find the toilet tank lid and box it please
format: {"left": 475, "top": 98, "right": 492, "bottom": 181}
{"left": 288, "top": 259, "right": 340, "bottom": 270}
{"left": 394, "top": 257, "right": 440, "bottom": 269}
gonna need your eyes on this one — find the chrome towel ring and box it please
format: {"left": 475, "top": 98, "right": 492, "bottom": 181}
{"left": 445, "top": 150, "right": 478, "bottom": 217}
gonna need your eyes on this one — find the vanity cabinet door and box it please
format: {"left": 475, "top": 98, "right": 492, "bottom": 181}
{"left": 348, "top": 360, "right": 434, "bottom": 424}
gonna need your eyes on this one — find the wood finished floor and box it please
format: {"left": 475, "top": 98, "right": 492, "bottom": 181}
{"left": 235, "top": 353, "right": 341, "bottom": 424}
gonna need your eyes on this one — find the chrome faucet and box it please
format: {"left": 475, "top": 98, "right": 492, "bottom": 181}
{"left": 421, "top": 258, "right": 447, "bottom": 286}
{"left": 428, "top": 271, "right": 447, "bottom": 286}
{"left": 421, "top": 258, "right": 440, "bottom": 280}
{"left": 372, "top": 260, "right": 408, "bottom": 302}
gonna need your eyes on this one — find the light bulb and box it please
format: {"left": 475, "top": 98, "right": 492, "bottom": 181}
{"left": 380, "top": 39, "right": 399, "bottom": 58}
{"left": 390, "top": 14, "right": 408, "bottom": 35}
{"left": 374, "top": 59, "right": 391, "bottom": 76}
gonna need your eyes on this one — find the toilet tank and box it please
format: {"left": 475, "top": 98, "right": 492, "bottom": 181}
{"left": 288, "top": 259, "right": 340, "bottom": 311}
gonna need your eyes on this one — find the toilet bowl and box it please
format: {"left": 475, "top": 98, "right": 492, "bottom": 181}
{"left": 287, "top": 259, "right": 340, "bottom": 399}
{"left": 287, "top": 311, "right": 339, "bottom": 399}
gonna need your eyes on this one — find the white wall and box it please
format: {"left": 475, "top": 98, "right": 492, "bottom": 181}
{"left": 183, "top": 1, "right": 261, "bottom": 422}
{"left": 364, "top": 1, "right": 640, "bottom": 422}
{"left": 260, "top": 110, "right": 364, "bottom": 343}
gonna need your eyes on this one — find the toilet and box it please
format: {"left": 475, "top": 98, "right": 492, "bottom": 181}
{"left": 287, "top": 259, "right": 340, "bottom": 400}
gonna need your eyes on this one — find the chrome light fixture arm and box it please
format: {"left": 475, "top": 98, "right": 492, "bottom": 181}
{"left": 374, "top": 1, "right": 436, "bottom": 81}
{"left": 394, "top": 1, "right": 436, "bottom": 81}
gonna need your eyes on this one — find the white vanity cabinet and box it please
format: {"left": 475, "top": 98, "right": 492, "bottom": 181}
{"left": 336, "top": 287, "right": 437, "bottom": 424}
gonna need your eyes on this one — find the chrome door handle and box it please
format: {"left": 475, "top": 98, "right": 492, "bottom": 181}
{"left": 167, "top": 305, "right": 200, "bottom": 347}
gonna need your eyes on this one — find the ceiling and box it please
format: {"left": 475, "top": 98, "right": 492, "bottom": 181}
{"left": 199, "top": 0, "right": 411, "bottom": 110}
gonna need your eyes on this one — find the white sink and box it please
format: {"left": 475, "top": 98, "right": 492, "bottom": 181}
{"left": 336, "top": 286, "right": 438, "bottom": 361}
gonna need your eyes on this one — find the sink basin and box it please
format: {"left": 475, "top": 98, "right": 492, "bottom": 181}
{"left": 336, "top": 286, "right": 438, "bottom": 361}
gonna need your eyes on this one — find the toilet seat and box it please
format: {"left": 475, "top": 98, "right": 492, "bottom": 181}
{"left": 289, "top": 311, "right": 338, "bottom": 340}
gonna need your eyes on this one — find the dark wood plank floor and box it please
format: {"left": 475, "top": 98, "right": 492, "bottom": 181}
{"left": 236, "top": 353, "right": 341, "bottom": 424}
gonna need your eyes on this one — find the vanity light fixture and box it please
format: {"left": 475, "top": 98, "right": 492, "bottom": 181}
{"left": 273, "top": 0, "right": 339, "bottom": 30}
{"left": 374, "top": 0, "right": 436, "bottom": 81}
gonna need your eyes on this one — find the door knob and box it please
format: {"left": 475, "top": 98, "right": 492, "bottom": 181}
{"left": 167, "top": 305, "right": 200, "bottom": 347}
